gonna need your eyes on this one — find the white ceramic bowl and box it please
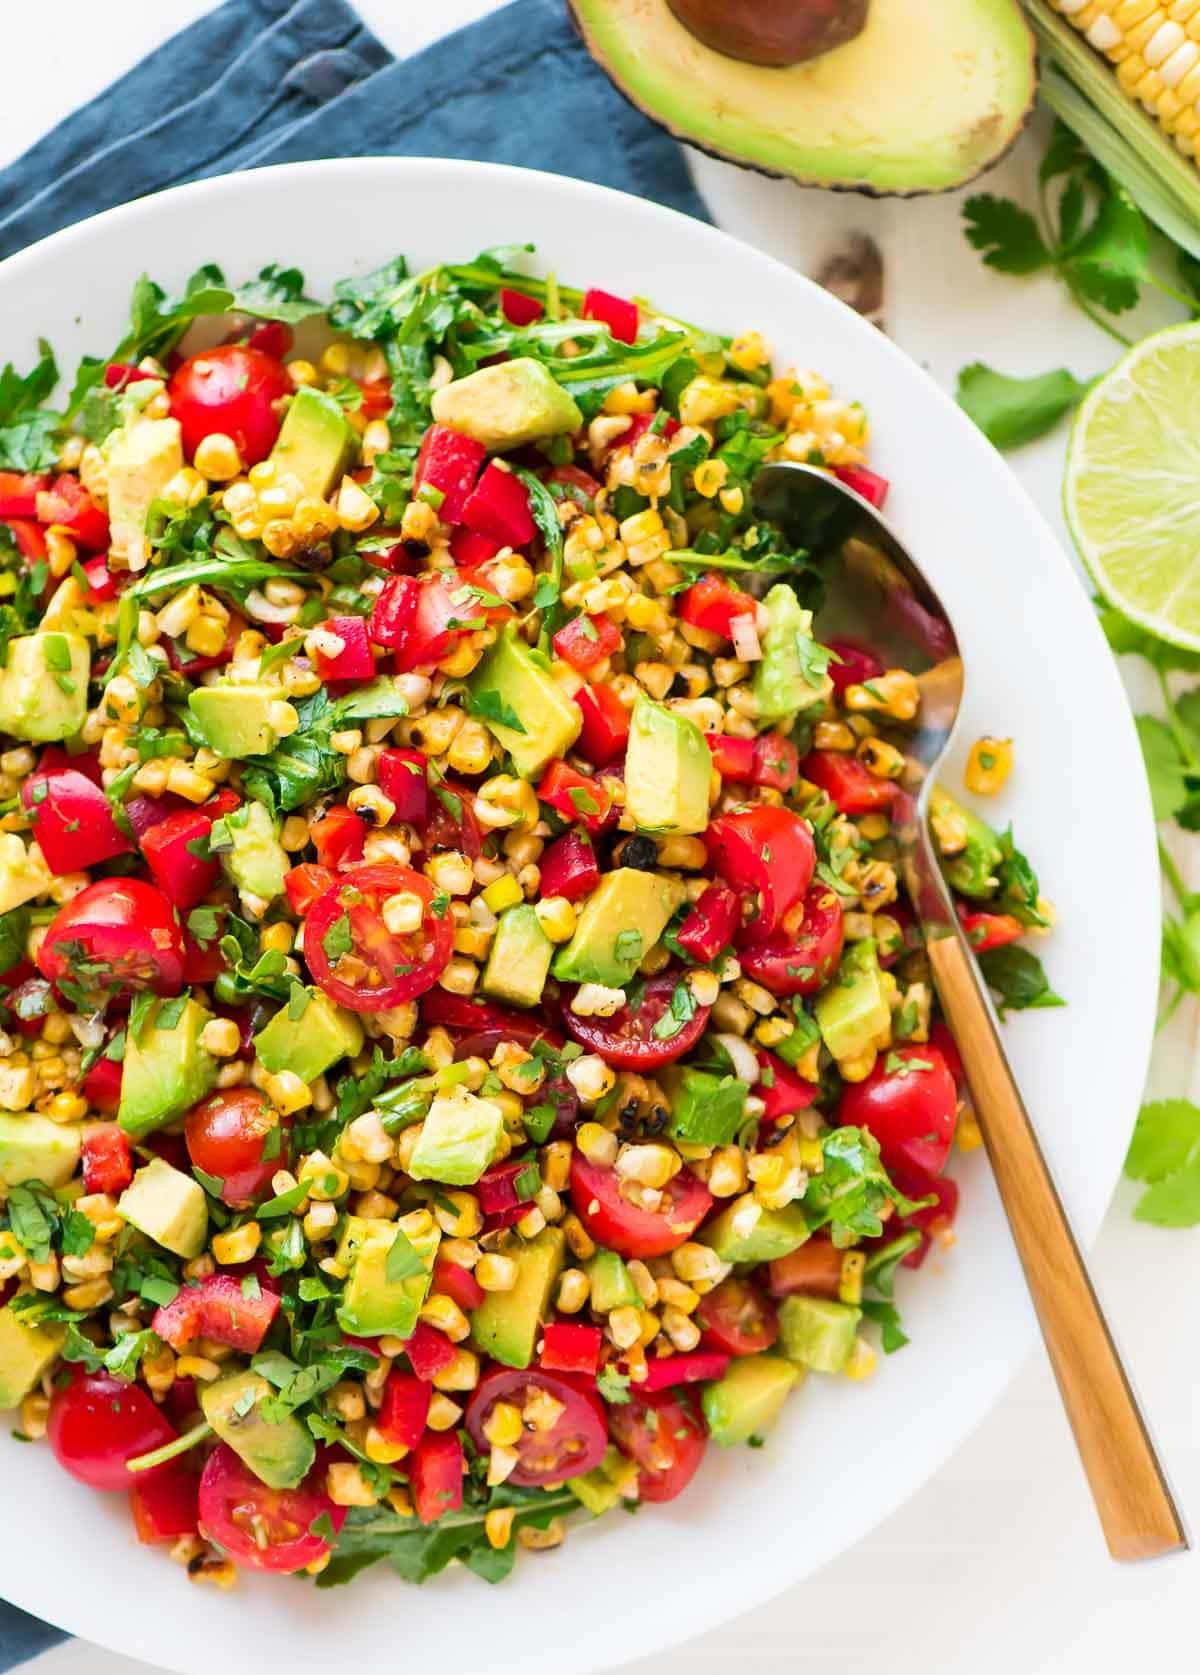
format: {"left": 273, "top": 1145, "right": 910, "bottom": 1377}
{"left": 0, "top": 159, "right": 1157, "bottom": 1675}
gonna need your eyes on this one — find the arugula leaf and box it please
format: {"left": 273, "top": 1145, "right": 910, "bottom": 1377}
{"left": 468, "top": 689, "right": 526, "bottom": 734}
{"left": 956, "top": 362, "right": 1090, "bottom": 451}
{"left": 0, "top": 906, "right": 31, "bottom": 977}
{"left": 5, "top": 1183, "right": 58, "bottom": 1263}
{"left": 0, "top": 339, "right": 62, "bottom": 471}
{"left": 978, "top": 946, "right": 1065, "bottom": 1016}
{"left": 802, "top": 1127, "right": 930, "bottom": 1247}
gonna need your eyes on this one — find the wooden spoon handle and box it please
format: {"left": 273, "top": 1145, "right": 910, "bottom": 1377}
{"left": 926, "top": 932, "right": 1187, "bottom": 1561}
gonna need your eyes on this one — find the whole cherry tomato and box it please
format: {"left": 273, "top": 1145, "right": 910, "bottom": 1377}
{"left": 38, "top": 878, "right": 186, "bottom": 1001}
{"left": 838, "top": 1043, "right": 958, "bottom": 1178}
{"left": 168, "top": 344, "right": 291, "bottom": 465}
{"left": 185, "top": 1087, "right": 287, "bottom": 1207}
{"left": 48, "top": 1371, "right": 177, "bottom": 1490}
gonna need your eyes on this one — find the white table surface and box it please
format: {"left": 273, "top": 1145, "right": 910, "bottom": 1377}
{"left": 3, "top": 5, "right": 1197, "bottom": 1673}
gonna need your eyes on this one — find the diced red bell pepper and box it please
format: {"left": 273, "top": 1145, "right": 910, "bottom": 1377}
{"left": 706, "top": 733, "right": 755, "bottom": 781}
{"left": 310, "top": 804, "right": 366, "bottom": 870}
{"left": 80, "top": 554, "right": 121, "bottom": 601}
{"left": 311, "top": 615, "right": 376, "bottom": 683}
{"left": 385, "top": 569, "right": 512, "bottom": 673}
{"left": 537, "top": 760, "right": 613, "bottom": 836}
{"left": 81, "top": 1125, "right": 133, "bottom": 1195}
{"left": 826, "top": 637, "right": 884, "bottom": 695}
{"left": 284, "top": 862, "right": 336, "bottom": 917}
{"left": 245, "top": 321, "right": 294, "bottom": 360}
{"left": 405, "top": 1321, "right": 458, "bottom": 1381}
{"left": 103, "top": 363, "right": 158, "bottom": 390}
{"left": 35, "top": 475, "right": 109, "bottom": 550}
{"left": 574, "top": 680, "right": 630, "bottom": 765}
{"left": 409, "top": 1429, "right": 464, "bottom": 1525}
{"left": 500, "top": 288, "right": 545, "bottom": 326}
{"left": 833, "top": 464, "right": 889, "bottom": 509}
{"left": 582, "top": 287, "right": 639, "bottom": 345}
{"left": 152, "top": 1274, "right": 281, "bottom": 1353}
{"left": 640, "top": 1350, "right": 730, "bottom": 1393}
{"left": 675, "top": 883, "right": 740, "bottom": 964}
{"left": 0, "top": 472, "right": 51, "bottom": 519}
{"left": 376, "top": 748, "right": 429, "bottom": 825}
{"left": 358, "top": 379, "right": 393, "bottom": 420}
{"left": 958, "top": 907, "right": 1024, "bottom": 953}
{"left": 553, "top": 613, "right": 623, "bottom": 672}
{"left": 377, "top": 1370, "right": 432, "bottom": 1449}
{"left": 432, "top": 1257, "right": 485, "bottom": 1313}
{"left": 21, "top": 768, "right": 132, "bottom": 874}
{"left": 681, "top": 574, "right": 757, "bottom": 640}
{"left": 4, "top": 518, "right": 47, "bottom": 564}
{"left": 538, "top": 831, "right": 601, "bottom": 903}
{"left": 756, "top": 1051, "right": 821, "bottom": 1122}
{"left": 82, "top": 1055, "right": 123, "bottom": 1118}
{"left": 369, "top": 574, "right": 420, "bottom": 649}
{"left": 140, "top": 809, "right": 222, "bottom": 912}
{"left": 462, "top": 462, "right": 535, "bottom": 547}
{"left": 475, "top": 1159, "right": 540, "bottom": 1225}
{"left": 130, "top": 1462, "right": 199, "bottom": 1545}
{"left": 540, "top": 1321, "right": 602, "bottom": 1377}
{"left": 801, "top": 750, "right": 895, "bottom": 815}
{"left": 449, "top": 528, "right": 502, "bottom": 569}
{"left": 752, "top": 733, "right": 799, "bottom": 792}
{"left": 414, "top": 424, "right": 488, "bottom": 524}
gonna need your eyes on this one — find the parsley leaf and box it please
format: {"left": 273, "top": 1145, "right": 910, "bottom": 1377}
{"left": 468, "top": 689, "right": 527, "bottom": 734}
{"left": 963, "top": 195, "right": 1054, "bottom": 275}
{"left": 955, "top": 363, "right": 1091, "bottom": 451}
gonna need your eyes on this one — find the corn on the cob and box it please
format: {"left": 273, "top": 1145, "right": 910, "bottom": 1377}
{"left": 1048, "top": 0, "right": 1200, "bottom": 155}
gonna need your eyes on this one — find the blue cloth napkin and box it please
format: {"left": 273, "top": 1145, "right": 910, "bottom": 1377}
{"left": 0, "top": 0, "right": 706, "bottom": 1665}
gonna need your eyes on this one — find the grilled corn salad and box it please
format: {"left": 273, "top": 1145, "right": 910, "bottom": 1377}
{"left": 0, "top": 251, "right": 1056, "bottom": 1587}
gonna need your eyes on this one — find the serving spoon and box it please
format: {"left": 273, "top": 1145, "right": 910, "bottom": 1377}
{"left": 751, "top": 461, "right": 1187, "bottom": 1562}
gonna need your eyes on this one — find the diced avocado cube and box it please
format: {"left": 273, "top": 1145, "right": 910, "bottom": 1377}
{"left": 624, "top": 696, "right": 712, "bottom": 836}
{"left": 104, "top": 416, "right": 183, "bottom": 562}
{"left": 431, "top": 358, "right": 583, "bottom": 451}
{"left": 0, "top": 1113, "right": 82, "bottom": 1188}
{"left": 0, "top": 632, "right": 89, "bottom": 743}
{"left": 119, "top": 997, "right": 218, "bottom": 1139}
{"left": 481, "top": 905, "right": 553, "bottom": 1008}
{"left": 269, "top": 386, "right": 356, "bottom": 500}
{"left": 254, "top": 988, "right": 363, "bottom": 1082}
{"left": 0, "top": 1303, "right": 66, "bottom": 1410}
{"left": 221, "top": 800, "right": 289, "bottom": 902}
{"left": 814, "top": 938, "right": 891, "bottom": 1066}
{"left": 468, "top": 629, "right": 581, "bottom": 779}
{"left": 0, "top": 833, "right": 51, "bottom": 916}
{"left": 552, "top": 868, "right": 686, "bottom": 987}
{"left": 200, "top": 1370, "right": 315, "bottom": 1490}
{"left": 701, "top": 1197, "right": 810, "bottom": 1263}
{"left": 778, "top": 1295, "right": 861, "bottom": 1374}
{"left": 568, "top": 1445, "right": 640, "bottom": 1514}
{"left": 188, "top": 683, "right": 298, "bottom": 761}
{"left": 118, "top": 1157, "right": 208, "bottom": 1258}
{"left": 929, "top": 786, "right": 1003, "bottom": 899}
{"left": 408, "top": 1088, "right": 505, "bottom": 1186}
{"left": 584, "top": 1249, "right": 639, "bottom": 1314}
{"left": 470, "top": 1227, "right": 565, "bottom": 1369}
{"left": 702, "top": 1354, "right": 802, "bottom": 1447}
{"left": 753, "top": 584, "right": 832, "bottom": 724}
{"left": 661, "top": 1066, "right": 746, "bottom": 1148}
{"left": 335, "top": 1211, "right": 440, "bottom": 1340}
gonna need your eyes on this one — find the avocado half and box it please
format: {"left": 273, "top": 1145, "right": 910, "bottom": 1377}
{"left": 568, "top": 0, "right": 1037, "bottom": 196}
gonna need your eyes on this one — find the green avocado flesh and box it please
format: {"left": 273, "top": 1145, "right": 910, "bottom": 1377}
{"left": 570, "top": 0, "right": 1036, "bottom": 195}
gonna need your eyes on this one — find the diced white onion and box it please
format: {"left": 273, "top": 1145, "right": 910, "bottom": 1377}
{"left": 729, "top": 613, "right": 762, "bottom": 662}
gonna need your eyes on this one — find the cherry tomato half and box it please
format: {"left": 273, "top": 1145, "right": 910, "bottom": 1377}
{"left": 695, "top": 1276, "right": 779, "bottom": 1357}
{"left": 304, "top": 864, "right": 453, "bottom": 1013}
{"left": 197, "top": 1443, "right": 345, "bottom": 1573}
{"left": 705, "top": 806, "right": 815, "bottom": 940}
{"left": 423, "top": 777, "right": 483, "bottom": 859}
{"left": 738, "top": 881, "right": 845, "bottom": 997}
{"left": 38, "top": 878, "right": 186, "bottom": 1001}
{"left": 838, "top": 1043, "right": 958, "bottom": 1179}
{"left": 48, "top": 1371, "right": 177, "bottom": 1491}
{"left": 465, "top": 1366, "right": 608, "bottom": 1488}
{"left": 562, "top": 972, "right": 710, "bottom": 1070}
{"left": 185, "top": 1087, "right": 287, "bottom": 1208}
{"left": 168, "top": 344, "right": 291, "bottom": 466}
{"left": 569, "top": 1150, "right": 712, "bottom": 1259}
{"left": 608, "top": 1389, "right": 707, "bottom": 1503}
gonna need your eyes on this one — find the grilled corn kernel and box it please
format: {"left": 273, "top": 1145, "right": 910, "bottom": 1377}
{"left": 211, "top": 1222, "right": 262, "bottom": 1265}
{"left": 476, "top": 1254, "right": 518, "bottom": 1292}
{"left": 483, "top": 1400, "right": 524, "bottom": 1448}
{"left": 482, "top": 874, "right": 523, "bottom": 914}
{"left": 194, "top": 433, "right": 242, "bottom": 482}
{"left": 843, "top": 1337, "right": 878, "bottom": 1381}
{"left": 964, "top": 735, "right": 1014, "bottom": 796}
{"left": 857, "top": 736, "right": 906, "bottom": 780}
{"left": 327, "top": 1462, "right": 378, "bottom": 1507}
{"left": 426, "top": 1393, "right": 463, "bottom": 1431}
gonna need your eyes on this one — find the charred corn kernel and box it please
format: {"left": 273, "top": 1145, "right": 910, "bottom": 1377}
{"left": 357, "top": 1425, "right": 406, "bottom": 1466}
{"left": 708, "top": 1145, "right": 748, "bottom": 1198}
{"left": 615, "top": 1144, "right": 680, "bottom": 1190}
{"left": 47, "top": 1090, "right": 87, "bottom": 1123}
{"left": 571, "top": 982, "right": 626, "bottom": 1019}
{"left": 476, "top": 1254, "right": 518, "bottom": 1291}
{"left": 518, "top": 1518, "right": 565, "bottom": 1551}
{"left": 437, "top": 958, "right": 478, "bottom": 997}
{"left": 473, "top": 774, "right": 539, "bottom": 832}
{"left": 420, "top": 1293, "right": 471, "bottom": 1342}
{"left": 62, "top": 1281, "right": 114, "bottom": 1313}
{"left": 838, "top": 1250, "right": 866, "bottom": 1307}
{"left": 839, "top": 1048, "right": 878, "bottom": 1083}
{"left": 845, "top": 669, "right": 920, "bottom": 722}
{"left": 556, "top": 1267, "right": 590, "bottom": 1313}
{"left": 446, "top": 719, "right": 493, "bottom": 777}
{"left": 671, "top": 1241, "right": 727, "bottom": 1287}
{"left": 297, "top": 1151, "right": 347, "bottom": 1200}
{"left": 529, "top": 897, "right": 574, "bottom": 947}
{"left": 575, "top": 1121, "right": 618, "bottom": 1167}
{"left": 566, "top": 1054, "right": 617, "bottom": 1105}
{"left": 336, "top": 475, "right": 380, "bottom": 533}
{"left": 964, "top": 735, "right": 1014, "bottom": 796}
{"left": 362, "top": 418, "right": 391, "bottom": 463}
{"left": 182, "top": 614, "right": 227, "bottom": 659}
{"left": 485, "top": 1506, "right": 516, "bottom": 1550}
{"left": 718, "top": 484, "right": 745, "bottom": 516}
{"left": 173, "top": 1353, "right": 221, "bottom": 1382}
{"left": 427, "top": 1393, "right": 463, "bottom": 1431}
{"left": 211, "top": 1222, "right": 262, "bottom": 1265}
{"left": 327, "top": 1462, "right": 378, "bottom": 1507}
{"left": 164, "top": 763, "right": 215, "bottom": 803}
{"left": 18, "top": 1390, "right": 49, "bottom": 1439}
{"left": 857, "top": 736, "right": 906, "bottom": 779}
{"left": 483, "top": 1400, "right": 523, "bottom": 1448}
{"left": 957, "top": 1111, "right": 984, "bottom": 1152}
{"left": 608, "top": 1306, "right": 643, "bottom": 1350}
{"left": 662, "top": 1306, "right": 701, "bottom": 1352}
{"left": 482, "top": 874, "right": 524, "bottom": 914}
{"left": 264, "top": 1070, "right": 312, "bottom": 1115}
{"left": 624, "top": 590, "right": 669, "bottom": 632}
{"left": 194, "top": 433, "right": 242, "bottom": 482}
{"left": 843, "top": 1337, "right": 878, "bottom": 1381}
{"left": 433, "top": 1347, "right": 480, "bottom": 1392}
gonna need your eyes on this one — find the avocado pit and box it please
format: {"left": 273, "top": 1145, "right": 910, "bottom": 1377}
{"left": 665, "top": 0, "right": 869, "bottom": 66}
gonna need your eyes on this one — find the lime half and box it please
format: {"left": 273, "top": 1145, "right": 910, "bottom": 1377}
{"left": 1065, "top": 321, "right": 1200, "bottom": 651}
